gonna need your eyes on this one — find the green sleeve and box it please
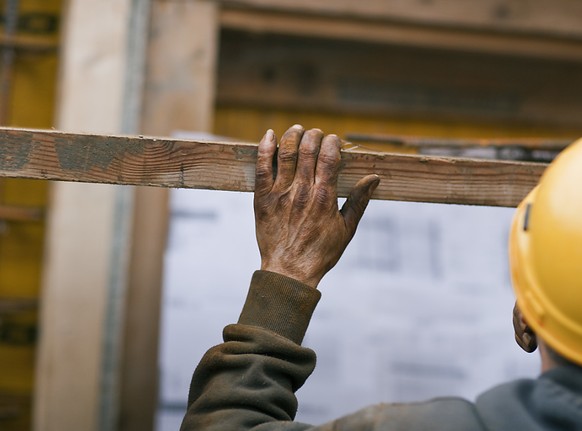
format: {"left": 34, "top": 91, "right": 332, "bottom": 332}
{"left": 180, "top": 270, "right": 321, "bottom": 431}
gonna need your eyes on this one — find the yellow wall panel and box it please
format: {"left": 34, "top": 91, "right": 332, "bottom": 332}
{"left": 214, "top": 106, "right": 579, "bottom": 148}
{"left": 0, "top": 177, "right": 47, "bottom": 301}
{"left": 10, "top": 55, "right": 59, "bottom": 127}
{"left": 0, "top": 1, "right": 61, "bottom": 429}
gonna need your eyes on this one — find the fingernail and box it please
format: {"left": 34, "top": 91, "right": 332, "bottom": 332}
{"left": 292, "top": 124, "right": 303, "bottom": 130}
{"left": 265, "top": 129, "right": 274, "bottom": 142}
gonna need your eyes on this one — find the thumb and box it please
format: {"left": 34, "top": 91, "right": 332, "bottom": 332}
{"left": 340, "top": 174, "right": 380, "bottom": 238}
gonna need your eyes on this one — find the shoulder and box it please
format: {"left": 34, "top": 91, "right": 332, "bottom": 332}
{"left": 476, "top": 377, "right": 536, "bottom": 420}
{"left": 475, "top": 370, "right": 582, "bottom": 430}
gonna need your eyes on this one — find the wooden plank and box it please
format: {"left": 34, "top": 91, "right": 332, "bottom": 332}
{"left": 36, "top": 181, "right": 125, "bottom": 431}
{"left": 0, "top": 127, "right": 547, "bottom": 207}
{"left": 119, "top": 187, "right": 168, "bottom": 431}
{"left": 220, "top": 8, "right": 582, "bottom": 63}
{"left": 345, "top": 134, "right": 572, "bottom": 150}
{"left": 344, "top": 134, "right": 568, "bottom": 163}
{"left": 141, "top": 0, "right": 219, "bottom": 135}
{"left": 217, "top": 0, "right": 582, "bottom": 40}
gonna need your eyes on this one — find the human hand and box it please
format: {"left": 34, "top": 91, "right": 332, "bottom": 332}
{"left": 254, "top": 125, "right": 380, "bottom": 288}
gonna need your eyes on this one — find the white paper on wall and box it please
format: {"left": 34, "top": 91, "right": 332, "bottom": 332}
{"left": 156, "top": 188, "right": 540, "bottom": 429}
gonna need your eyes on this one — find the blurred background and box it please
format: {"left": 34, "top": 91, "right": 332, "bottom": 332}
{"left": 1, "top": 1, "right": 582, "bottom": 430}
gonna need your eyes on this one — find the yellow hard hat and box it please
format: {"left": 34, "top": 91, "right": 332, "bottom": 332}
{"left": 509, "top": 138, "right": 582, "bottom": 366}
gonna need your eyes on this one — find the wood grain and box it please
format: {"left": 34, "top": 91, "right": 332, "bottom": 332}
{"left": 0, "top": 127, "right": 547, "bottom": 207}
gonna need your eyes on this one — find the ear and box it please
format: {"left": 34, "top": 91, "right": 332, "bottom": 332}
{"left": 513, "top": 302, "right": 538, "bottom": 353}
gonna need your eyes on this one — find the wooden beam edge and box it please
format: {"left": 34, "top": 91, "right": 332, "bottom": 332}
{"left": 219, "top": 8, "right": 582, "bottom": 63}
{"left": 216, "top": 0, "right": 582, "bottom": 43}
{"left": 0, "top": 127, "right": 547, "bottom": 207}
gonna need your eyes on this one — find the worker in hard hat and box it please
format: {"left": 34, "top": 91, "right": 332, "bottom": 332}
{"left": 181, "top": 125, "right": 582, "bottom": 431}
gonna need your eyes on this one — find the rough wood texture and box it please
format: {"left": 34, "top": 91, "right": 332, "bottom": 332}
{"left": 0, "top": 127, "right": 547, "bottom": 207}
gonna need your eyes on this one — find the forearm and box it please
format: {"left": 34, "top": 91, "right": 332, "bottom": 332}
{"left": 181, "top": 271, "right": 321, "bottom": 431}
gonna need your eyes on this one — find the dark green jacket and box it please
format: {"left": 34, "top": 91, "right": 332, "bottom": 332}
{"left": 181, "top": 271, "right": 582, "bottom": 430}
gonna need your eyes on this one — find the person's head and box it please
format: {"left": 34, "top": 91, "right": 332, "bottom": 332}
{"left": 509, "top": 138, "right": 582, "bottom": 370}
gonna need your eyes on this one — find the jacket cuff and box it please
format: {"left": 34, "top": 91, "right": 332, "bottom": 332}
{"left": 238, "top": 270, "right": 321, "bottom": 345}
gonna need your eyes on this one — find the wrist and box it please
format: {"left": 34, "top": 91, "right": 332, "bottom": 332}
{"left": 239, "top": 270, "right": 322, "bottom": 344}
{"left": 260, "top": 263, "right": 321, "bottom": 288}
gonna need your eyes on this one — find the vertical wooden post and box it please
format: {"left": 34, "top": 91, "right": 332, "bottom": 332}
{"left": 34, "top": 1, "right": 138, "bottom": 430}
{"left": 118, "top": 1, "right": 219, "bottom": 430}
{"left": 141, "top": 0, "right": 219, "bottom": 133}
{"left": 34, "top": 0, "right": 220, "bottom": 429}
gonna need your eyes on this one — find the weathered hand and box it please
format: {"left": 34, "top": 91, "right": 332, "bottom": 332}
{"left": 254, "top": 125, "right": 380, "bottom": 288}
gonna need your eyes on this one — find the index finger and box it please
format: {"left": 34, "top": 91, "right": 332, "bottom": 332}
{"left": 255, "top": 129, "right": 276, "bottom": 198}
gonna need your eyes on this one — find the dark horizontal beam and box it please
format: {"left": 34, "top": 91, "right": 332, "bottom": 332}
{"left": 0, "top": 205, "right": 44, "bottom": 222}
{"left": 0, "top": 127, "right": 547, "bottom": 207}
{"left": 0, "top": 36, "right": 59, "bottom": 53}
{"left": 217, "top": 0, "right": 582, "bottom": 41}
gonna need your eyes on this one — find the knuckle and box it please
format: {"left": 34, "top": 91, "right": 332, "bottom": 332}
{"left": 293, "top": 186, "right": 311, "bottom": 210}
{"left": 318, "top": 151, "right": 339, "bottom": 166}
{"left": 277, "top": 191, "right": 291, "bottom": 206}
{"left": 299, "top": 144, "right": 318, "bottom": 158}
{"left": 278, "top": 149, "right": 298, "bottom": 163}
{"left": 314, "top": 186, "right": 332, "bottom": 206}
{"left": 255, "top": 165, "right": 271, "bottom": 178}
